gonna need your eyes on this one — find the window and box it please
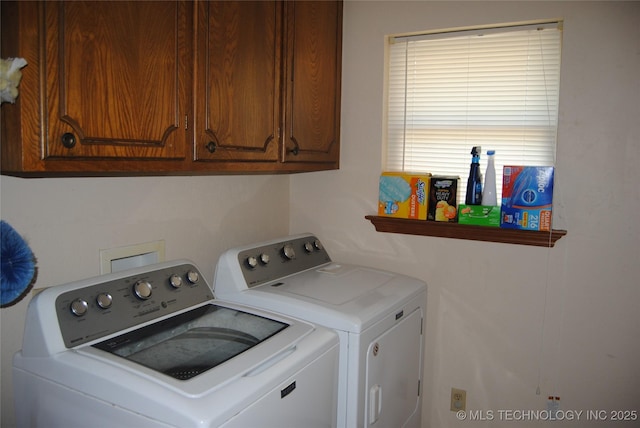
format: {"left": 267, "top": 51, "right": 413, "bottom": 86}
{"left": 385, "top": 21, "right": 562, "bottom": 203}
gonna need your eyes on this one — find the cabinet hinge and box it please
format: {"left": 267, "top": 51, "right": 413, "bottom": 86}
{"left": 185, "top": 115, "right": 188, "bottom": 130}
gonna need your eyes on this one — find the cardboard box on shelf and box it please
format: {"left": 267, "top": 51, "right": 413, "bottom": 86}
{"left": 500, "top": 166, "right": 554, "bottom": 231}
{"left": 458, "top": 205, "right": 500, "bottom": 227}
{"left": 378, "top": 172, "right": 430, "bottom": 220}
{"left": 427, "top": 176, "right": 459, "bottom": 222}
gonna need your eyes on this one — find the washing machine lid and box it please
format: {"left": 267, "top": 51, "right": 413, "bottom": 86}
{"left": 93, "top": 303, "right": 288, "bottom": 381}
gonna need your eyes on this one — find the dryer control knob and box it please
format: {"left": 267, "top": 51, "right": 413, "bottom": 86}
{"left": 282, "top": 244, "right": 296, "bottom": 260}
{"left": 304, "top": 242, "right": 314, "bottom": 253}
{"left": 313, "top": 239, "right": 323, "bottom": 251}
{"left": 133, "top": 280, "right": 153, "bottom": 300}
{"left": 246, "top": 256, "right": 258, "bottom": 269}
{"left": 260, "top": 253, "right": 270, "bottom": 265}
{"left": 70, "top": 299, "right": 89, "bottom": 316}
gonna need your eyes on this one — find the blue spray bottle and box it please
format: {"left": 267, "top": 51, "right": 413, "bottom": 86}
{"left": 465, "top": 146, "right": 483, "bottom": 205}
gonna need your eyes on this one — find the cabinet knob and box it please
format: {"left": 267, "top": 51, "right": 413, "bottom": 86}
{"left": 206, "top": 141, "right": 216, "bottom": 153}
{"left": 61, "top": 133, "right": 77, "bottom": 149}
{"left": 289, "top": 146, "right": 299, "bottom": 156}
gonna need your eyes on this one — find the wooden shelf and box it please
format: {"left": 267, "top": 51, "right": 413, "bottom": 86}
{"left": 365, "top": 215, "right": 567, "bottom": 247}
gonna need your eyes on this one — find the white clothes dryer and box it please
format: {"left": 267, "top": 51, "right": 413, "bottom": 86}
{"left": 214, "top": 234, "right": 427, "bottom": 428}
{"left": 13, "top": 260, "right": 339, "bottom": 428}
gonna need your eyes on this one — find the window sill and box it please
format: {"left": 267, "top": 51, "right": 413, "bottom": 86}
{"left": 365, "top": 215, "right": 567, "bottom": 247}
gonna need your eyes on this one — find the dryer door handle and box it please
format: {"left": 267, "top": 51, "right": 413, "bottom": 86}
{"left": 369, "top": 384, "right": 382, "bottom": 424}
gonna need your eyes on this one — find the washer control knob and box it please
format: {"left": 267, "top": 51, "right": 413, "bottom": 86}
{"left": 169, "top": 274, "right": 183, "bottom": 288}
{"left": 260, "top": 253, "right": 270, "bottom": 265}
{"left": 187, "top": 270, "right": 199, "bottom": 284}
{"left": 70, "top": 299, "right": 89, "bottom": 317}
{"left": 304, "top": 242, "right": 314, "bottom": 253}
{"left": 313, "top": 239, "right": 323, "bottom": 251}
{"left": 282, "top": 244, "right": 296, "bottom": 260}
{"left": 133, "top": 280, "right": 153, "bottom": 300}
{"left": 96, "top": 293, "right": 113, "bottom": 309}
{"left": 246, "top": 256, "right": 258, "bottom": 269}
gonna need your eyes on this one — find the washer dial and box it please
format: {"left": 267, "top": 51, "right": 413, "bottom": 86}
{"left": 96, "top": 293, "right": 113, "bottom": 309}
{"left": 169, "top": 274, "right": 183, "bottom": 288}
{"left": 282, "top": 244, "right": 296, "bottom": 260}
{"left": 70, "top": 299, "right": 89, "bottom": 316}
{"left": 187, "top": 270, "right": 199, "bottom": 284}
{"left": 133, "top": 280, "right": 153, "bottom": 300}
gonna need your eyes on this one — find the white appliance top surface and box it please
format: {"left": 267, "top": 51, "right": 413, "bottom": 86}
{"left": 214, "top": 233, "right": 428, "bottom": 332}
{"left": 280, "top": 263, "right": 393, "bottom": 305}
{"left": 217, "top": 262, "right": 426, "bottom": 332}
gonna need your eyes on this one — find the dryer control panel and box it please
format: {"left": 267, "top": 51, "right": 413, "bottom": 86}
{"left": 236, "top": 235, "right": 332, "bottom": 288}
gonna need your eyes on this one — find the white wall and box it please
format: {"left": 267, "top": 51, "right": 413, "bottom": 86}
{"left": 290, "top": 1, "right": 640, "bottom": 427}
{"left": 0, "top": 175, "right": 290, "bottom": 426}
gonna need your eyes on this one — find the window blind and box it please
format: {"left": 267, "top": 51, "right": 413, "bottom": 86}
{"left": 385, "top": 22, "right": 562, "bottom": 203}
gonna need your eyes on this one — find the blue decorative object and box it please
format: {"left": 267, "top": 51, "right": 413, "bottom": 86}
{"left": 1, "top": 221, "right": 37, "bottom": 307}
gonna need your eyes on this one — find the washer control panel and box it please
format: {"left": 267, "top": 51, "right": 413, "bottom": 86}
{"left": 55, "top": 262, "right": 212, "bottom": 348}
{"left": 237, "top": 235, "right": 331, "bottom": 288}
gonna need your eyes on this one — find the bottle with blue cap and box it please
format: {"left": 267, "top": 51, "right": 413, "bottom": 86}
{"left": 481, "top": 150, "right": 497, "bottom": 206}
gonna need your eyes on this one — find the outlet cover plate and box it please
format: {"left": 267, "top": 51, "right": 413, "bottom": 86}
{"left": 450, "top": 387, "right": 467, "bottom": 411}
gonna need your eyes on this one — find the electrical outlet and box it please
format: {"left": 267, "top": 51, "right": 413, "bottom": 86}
{"left": 450, "top": 388, "right": 466, "bottom": 411}
{"left": 547, "top": 396, "right": 560, "bottom": 418}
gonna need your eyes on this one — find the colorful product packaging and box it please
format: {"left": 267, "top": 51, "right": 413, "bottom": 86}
{"left": 378, "top": 172, "right": 430, "bottom": 220}
{"left": 458, "top": 205, "right": 501, "bottom": 227}
{"left": 427, "top": 176, "right": 459, "bottom": 222}
{"left": 500, "top": 166, "right": 554, "bottom": 231}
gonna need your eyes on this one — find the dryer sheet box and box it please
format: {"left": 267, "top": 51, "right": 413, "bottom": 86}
{"left": 500, "top": 166, "right": 554, "bottom": 231}
{"left": 378, "top": 172, "right": 430, "bottom": 220}
{"left": 458, "top": 205, "right": 500, "bottom": 227}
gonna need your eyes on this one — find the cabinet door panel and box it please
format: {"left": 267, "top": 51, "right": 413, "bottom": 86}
{"left": 283, "top": 1, "right": 342, "bottom": 165}
{"left": 44, "top": 1, "right": 188, "bottom": 160}
{"left": 194, "top": 1, "right": 280, "bottom": 162}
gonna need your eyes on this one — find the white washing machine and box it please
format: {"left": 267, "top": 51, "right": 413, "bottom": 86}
{"left": 13, "top": 260, "right": 339, "bottom": 428}
{"left": 214, "top": 234, "right": 427, "bottom": 428}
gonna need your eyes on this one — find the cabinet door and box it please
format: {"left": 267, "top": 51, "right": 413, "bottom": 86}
{"left": 194, "top": 1, "right": 281, "bottom": 163}
{"left": 43, "top": 1, "right": 189, "bottom": 160}
{"left": 282, "top": 1, "right": 342, "bottom": 165}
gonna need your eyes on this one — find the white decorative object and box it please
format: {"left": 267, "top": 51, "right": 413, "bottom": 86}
{"left": 0, "top": 57, "right": 28, "bottom": 104}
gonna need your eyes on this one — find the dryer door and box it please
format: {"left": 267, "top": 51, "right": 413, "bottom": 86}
{"left": 365, "top": 307, "right": 423, "bottom": 427}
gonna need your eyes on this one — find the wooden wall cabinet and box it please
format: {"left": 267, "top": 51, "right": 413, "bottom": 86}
{"left": 1, "top": 0, "right": 342, "bottom": 176}
{"left": 194, "top": 1, "right": 341, "bottom": 170}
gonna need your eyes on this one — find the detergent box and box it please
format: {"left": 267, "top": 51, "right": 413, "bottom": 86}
{"left": 458, "top": 205, "right": 500, "bottom": 227}
{"left": 427, "top": 176, "right": 459, "bottom": 222}
{"left": 500, "top": 166, "right": 554, "bottom": 231}
{"left": 378, "top": 172, "right": 430, "bottom": 220}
